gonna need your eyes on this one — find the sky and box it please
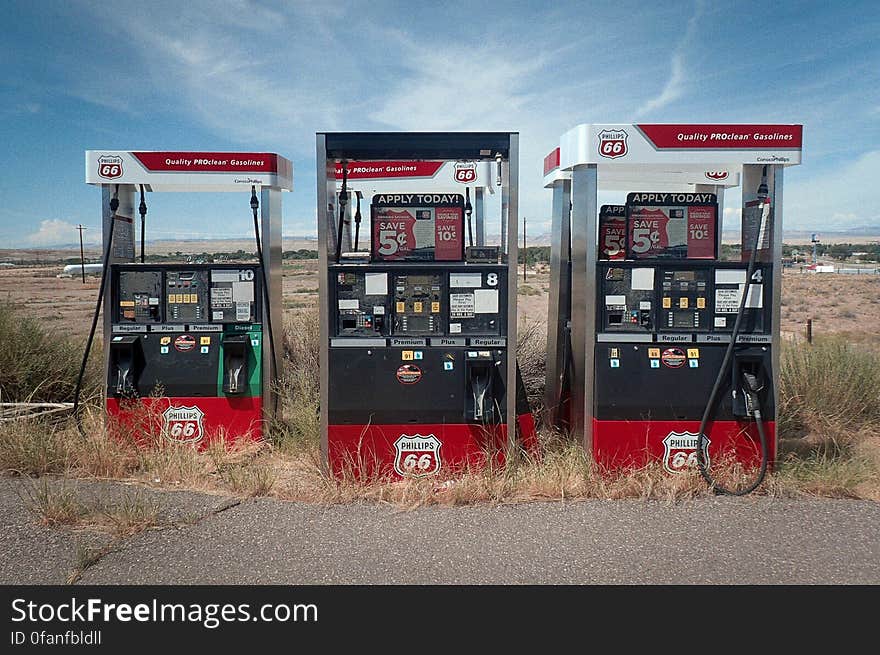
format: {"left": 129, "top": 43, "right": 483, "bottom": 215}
{"left": 0, "top": 0, "right": 878, "bottom": 247}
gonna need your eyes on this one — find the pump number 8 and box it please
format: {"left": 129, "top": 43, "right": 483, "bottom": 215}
{"left": 403, "top": 453, "right": 434, "bottom": 471}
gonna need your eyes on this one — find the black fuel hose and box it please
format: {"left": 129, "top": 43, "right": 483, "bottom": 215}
{"left": 72, "top": 186, "right": 118, "bottom": 437}
{"left": 695, "top": 198, "right": 770, "bottom": 496}
{"left": 465, "top": 186, "right": 474, "bottom": 247}
{"left": 138, "top": 184, "right": 147, "bottom": 263}
{"left": 353, "top": 192, "right": 362, "bottom": 251}
{"left": 250, "top": 186, "right": 279, "bottom": 418}
{"left": 334, "top": 162, "right": 348, "bottom": 262}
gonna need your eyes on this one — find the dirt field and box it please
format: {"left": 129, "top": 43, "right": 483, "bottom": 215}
{"left": 0, "top": 260, "right": 877, "bottom": 346}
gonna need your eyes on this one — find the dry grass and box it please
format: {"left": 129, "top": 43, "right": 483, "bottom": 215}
{"left": 778, "top": 336, "right": 880, "bottom": 451}
{"left": 1, "top": 301, "right": 879, "bottom": 506}
{"left": 21, "top": 480, "right": 88, "bottom": 526}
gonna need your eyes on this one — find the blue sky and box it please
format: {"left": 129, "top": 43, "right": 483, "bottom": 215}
{"left": 0, "top": 0, "right": 878, "bottom": 247}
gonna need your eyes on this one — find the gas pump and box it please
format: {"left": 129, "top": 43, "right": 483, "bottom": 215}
{"left": 316, "top": 132, "right": 536, "bottom": 479}
{"left": 543, "top": 124, "right": 803, "bottom": 493}
{"left": 81, "top": 151, "right": 292, "bottom": 445}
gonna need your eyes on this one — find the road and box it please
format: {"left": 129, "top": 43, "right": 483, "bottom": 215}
{"left": 2, "top": 477, "right": 878, "bottom": 584}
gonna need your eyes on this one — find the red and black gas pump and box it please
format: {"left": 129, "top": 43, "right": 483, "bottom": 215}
{"left": 316, "top": 132, "right": 536, "bottom": 478}
{"left": 543, "top": 124, "right": 803, "bottom": 494}
{"left": 79, "top": 151, "right": 292, "bottom": 446}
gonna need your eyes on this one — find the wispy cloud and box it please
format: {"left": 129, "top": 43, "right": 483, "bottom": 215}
{"left": 633, "top": 0, "right": 704, "bottom": 118}
{"left": 76, "top": 1, "right": 352, "bottom": 150}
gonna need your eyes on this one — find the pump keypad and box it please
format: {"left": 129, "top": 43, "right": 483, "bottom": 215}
{"left": 659, "top": 268, "right": 710, "bottom": 331}
{"left": 166, "top": 270, "right": 209, "bottom": 322}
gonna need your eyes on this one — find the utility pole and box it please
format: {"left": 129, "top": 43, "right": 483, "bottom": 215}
{"left": 76, "top": 224, "right": 87, "bottom": 283}
{"left": 522, "top": 216, "right": 527, "bottom": 282}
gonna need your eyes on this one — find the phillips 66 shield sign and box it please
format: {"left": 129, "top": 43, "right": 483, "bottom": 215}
{"left": 597, "top": 129, "right": 628, "bottom": 159}
{"left": 162, "top": 405, "right": 205, "bottom": 444}
{"left": 453, "top": 161, "right": 477, "bottom": 184}
{"left": 662, "top": 431, "right": 709, "bottom": 474}
{"left": 393, "top": 434, "right": 442, "bottom": 477}
{"left": 97, "top": 154, "right": 124, "bottom": 179}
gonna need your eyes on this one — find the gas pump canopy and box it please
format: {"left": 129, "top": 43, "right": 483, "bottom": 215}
{"left": 544, "top": 123, "right": 802, "bottom": 184}
{"left": 85, "top": 151, "right": 293, "bottom": 191}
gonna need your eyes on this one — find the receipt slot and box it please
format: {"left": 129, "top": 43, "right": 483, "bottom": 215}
{"left": 542, "top": 124, "right": 803, "bottom": 487}
{"left": 84, "top": 151, "right": 292, "bottom": 446}
{"left": 317, "top": 132, "right": 536, "bottom": 479}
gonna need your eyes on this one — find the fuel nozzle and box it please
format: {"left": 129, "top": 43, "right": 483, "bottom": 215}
{"left": 250, "top": 185, "right": 259, "bottom": 213}
{"left": 740, "top": 369, "right": 764, "bottom": 418}
{"left": 138, "top": 185, "right": 148, "bottom": 263}
{"left": 109, "top": 184, "right": 120, "bottom": 214}
{"left": 757, "top": 165, "right": 769, "bottom": 200}
{"left": 335, "top": 162, "right": 349, "bottom": 262}
{"left": 353, "top": 191, "right": 362, "bottom": 251}
{"left": 138, "top": 186, "right": 147, "bottom": 219}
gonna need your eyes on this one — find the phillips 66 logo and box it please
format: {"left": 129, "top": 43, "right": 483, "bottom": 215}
{"left": 597, "top": 129, "right": 628, "bottom": 159}
{"left": 454, "top": 161, "right": 477, "bottom": 184}
{"left": 162, "top": 405, "right": 205, "bottom": 444}
{"left": 97, "top": 154, "right": 124, "bottom": 179}
{"left": 393, "top": 434, "right": 442, "bottom": 477}
{"left": 662, "top": 431, "right": 709, "bottom": 474}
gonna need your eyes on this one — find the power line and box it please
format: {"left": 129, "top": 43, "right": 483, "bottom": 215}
{"left": 75, "top": 224, "right": 87, "bottom": 283}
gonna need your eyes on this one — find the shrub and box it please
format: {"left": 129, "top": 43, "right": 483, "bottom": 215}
{"left": 0, "top": 301, "right": 98, "bottom": 403}
{"left": 779, "top": 337, "right": 880, "bottom": 448}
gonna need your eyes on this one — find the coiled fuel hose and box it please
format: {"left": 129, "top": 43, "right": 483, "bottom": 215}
{"left": 695, "top": 188, "right": 771, "bottom": 496}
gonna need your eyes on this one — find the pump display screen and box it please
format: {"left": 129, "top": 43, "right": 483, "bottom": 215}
{"left": 626, "top": 192, "right": 717, "bottom": 260}
{"left": 371, "top": 193, "right": 464, "bottom": 262}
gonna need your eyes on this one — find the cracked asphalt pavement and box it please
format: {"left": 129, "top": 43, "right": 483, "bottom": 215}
{"left": 2, "top": 477, "right": 878, "bottom": 584}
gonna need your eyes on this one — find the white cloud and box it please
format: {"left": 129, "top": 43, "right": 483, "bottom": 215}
{"left": 26, "top": 220, "right": 85, "bottom": 247}
{"left": 633, "top": 0, "right": 704, "bottom": 118}
{"left": 785, "top": 150, "right": 880, "bottom": 229}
